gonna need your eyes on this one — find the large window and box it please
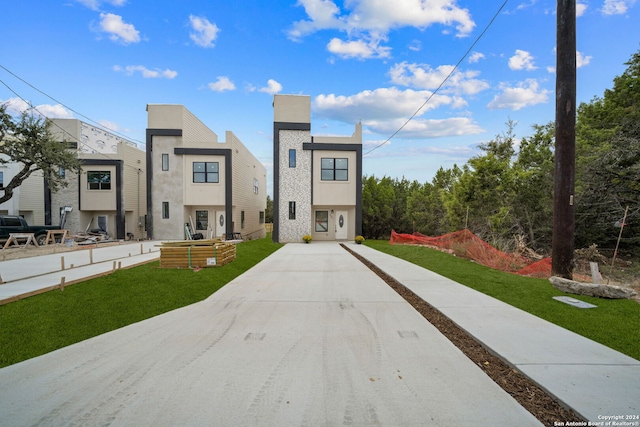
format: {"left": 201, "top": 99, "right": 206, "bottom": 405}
{"left": 87, "top": 171, "right": 111, "bottom": 190}
{"left": 289, "top": 149, "right": 296, "bottom": 168}
{"left": 193, "top": 162, "right": 219, "bottom": 183}
{"left": 321, "top": 158, "right": 348, "bottom": 181}
{"left": 315, "top": 210, "right": 329, "bottom": 232}
{"left": 196, "top": 210, "right": 208, "bottom": 230}
{"left": 289, "top": 201, "right": 296, "bottom": 220}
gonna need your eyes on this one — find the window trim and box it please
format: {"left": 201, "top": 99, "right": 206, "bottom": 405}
{"left": 288, "top": 201, "right": 296, "bottom": 220}
{"left": 87, "top": 170, "right": 112, "bottom": 190}
{"left": 289, "top": 149, "right": 296, "bottom": 168}
{"left": 320, "top": 157, "right": 348, "bottom": 181}
{"left": 193, "top": 161, "right": 219, "bottom": 183}
{"left": 315, "top": 210, "right": 329, "bottom": 232}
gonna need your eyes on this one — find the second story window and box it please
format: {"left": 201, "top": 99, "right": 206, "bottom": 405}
{"left": 87, "top": 171, "right": 111, "bottom": 190}
{"left": 321, "top": 158, "right": 348, "bottom": 181}
{"left": 162, "top": 154, "right": 169, "bottom": 171}
{"left": 193, "top": 162, "right": 219, "bottom": 183}
{"left": 289, "top": 149, "right": 296, "bottom": 168}
{"left": 253, "top": 178, "right": 259, "bottom": 194}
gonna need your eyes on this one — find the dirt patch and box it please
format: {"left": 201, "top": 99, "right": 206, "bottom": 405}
{"left": 342, "top": 244, "right": 584, "bottom": 427}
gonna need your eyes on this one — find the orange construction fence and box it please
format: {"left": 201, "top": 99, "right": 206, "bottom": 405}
{"left": 389, "top": 230, "right": 552, "bottom": 278}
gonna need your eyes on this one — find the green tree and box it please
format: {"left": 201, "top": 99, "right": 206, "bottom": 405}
{"left": 511, "top": 122, "right": 555, "bottom": 252}
{"left": 265, "top": 195, "right": 273, "bottom": 223}
{"left": 575, "top": 48, "right": 640, "bottom": 254}
{"left": 0, "top": 104, "right": 81, "bottom": 204}
{"left": 362, "top": 175, "right": 394, "bottom": 239}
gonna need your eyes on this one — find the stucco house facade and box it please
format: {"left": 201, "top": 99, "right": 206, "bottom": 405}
{"left": 49, "top": 119, "right": 147, "bottom": 240}
{"left": 0, "top": 156, "right": 46, "bottom": 225}
{"left": 146, "top": 104, "right": 266, "bottom": 241}
{"left": 273, "top": 94, "right": 362, "bottom": 243}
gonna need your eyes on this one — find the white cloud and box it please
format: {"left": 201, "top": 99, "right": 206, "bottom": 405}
{"left": 389, "top": 62, "right": 489, "bottom": 96}
{"left": 602, "top": 0, "right": 637, "bottom": 15}
{"left": 113, "top": 65, "right": 177, "bottom": 79}
{"left": 208, "top": 76, "right": 236, "bottom": 92}
{"left": 289, "top": 0, "right": 476, "bottom": 58}
{"left": 508, "top": 49, "right": 537, "bottom": 71}
{"left": 98, "top": 13, "right": 140, "bottom": 44}
{"left": 408, "top": 40, "right": 422, "bottom": 52}
{"left": 577, "top": 2, "right": 588, "bottom": 16}
{"left": 189, "top": 15, "right": 220, "bottom": 48}
{"left": 1, "top": 97, "right": 74, "bottom": 119}
{"left": 314, "top": 87, "right": 454, "bottom": 123}
{"left": 487, "top": 79, "right": 550, "bottom": 110}
{"left": 468, "top": 52, "right": 485, "bottom": 63}
{"left": 327, "top": 37, "right": 391, "bottom": 59}
{"left": 577, "top": 50, "right": 593, "bottom": 68}
{"left": 365, "top": 117, "right": 484, "bottom": 139}
{"left": 75, "top": 0, "right": 126, "bottom": 10}
{"left": 258, "top": 79, "right": 283, "bottom": 95}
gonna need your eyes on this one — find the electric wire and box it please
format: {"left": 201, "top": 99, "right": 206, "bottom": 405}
{"left": 0, "top": 77, "right": 143, "bottom": 173}
{"left": 0, "top": 64, "right": 145, "bottom": 147}
{"left": 364, "top": 0, "right": 511, "bottom": 156}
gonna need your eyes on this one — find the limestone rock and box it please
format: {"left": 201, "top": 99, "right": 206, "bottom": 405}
{"left": 549, "top": 276, "right": 638, "bottom": 299}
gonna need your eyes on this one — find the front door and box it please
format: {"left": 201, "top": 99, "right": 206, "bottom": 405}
{"left": 335, "top": 211, "right": 348, "bottom": 240}
{"left": 215, "top": 211, "right": 226, "bottom": 238}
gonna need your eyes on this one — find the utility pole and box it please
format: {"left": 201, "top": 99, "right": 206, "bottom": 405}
{"left": 552, "top": 0, "right": 576, "bottom": 279}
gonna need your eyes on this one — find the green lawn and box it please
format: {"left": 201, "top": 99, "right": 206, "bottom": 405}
{"left": 0, "top": 237, "right": 283, "bottom": 368}
{"left": 365, "top": 240, "right": 640, "bottom": 361}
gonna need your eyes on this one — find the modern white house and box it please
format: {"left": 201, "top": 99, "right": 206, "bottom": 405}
{"left": 49, "top": 119, "right": 147, "bottom": 240}
{"left": 146, "top": 104, "right": 267, "bottom": 241}
{"left": 272, "top": 94, "right": 362, "bottom": 243}
{"left": 0, "top": 156, "right": 46, "bottom": 225}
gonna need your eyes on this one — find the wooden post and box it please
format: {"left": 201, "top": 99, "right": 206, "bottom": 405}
{"left": 552, "top": 0, "right": 577, "bottom": 279}
{"left": 59, "top": 277, "right": 66, "bottom": 291}
{"left": 61, "top": 256, "right": 65, "bottom": 271}
{"left": 90, "top": 248, "right": 93, "bottom": 264}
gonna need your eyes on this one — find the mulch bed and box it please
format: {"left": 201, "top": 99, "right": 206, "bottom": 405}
{"left": 342, "top": 244, "right": 584, "bottom": 427}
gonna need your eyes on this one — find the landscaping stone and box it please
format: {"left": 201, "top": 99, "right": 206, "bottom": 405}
{"left": 549, "top": 276, "right": 638, "bottom": 299}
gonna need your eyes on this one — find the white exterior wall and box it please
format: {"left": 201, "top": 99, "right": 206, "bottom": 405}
{"left": 148, "top": 104, "right": 266, "bottom": 241}
{"left": 49, "top": 119, "right": 147, "bottom": 239}
{"left": 229, "top": 131, "right": 267, "bottom": 240}
{"left": 278, "top": 129, "right": 312, "bottom": 243}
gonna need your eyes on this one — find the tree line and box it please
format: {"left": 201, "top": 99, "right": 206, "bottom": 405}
{"left": 363, "top": 48, "right": 639, "bottom": 257}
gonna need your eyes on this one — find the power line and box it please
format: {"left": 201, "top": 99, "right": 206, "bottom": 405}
{"left": 0, "top": 77, "right": 143, "bottom": 173}
{"left": 0, "top": 64, "right": 145, "bottom": 146}
{"left": 364, "top": 0, "right": 511, "bottom": 157}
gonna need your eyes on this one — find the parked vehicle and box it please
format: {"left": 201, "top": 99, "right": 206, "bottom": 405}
{"left": 0, "top": 215, "right": 61, "bottom": 246}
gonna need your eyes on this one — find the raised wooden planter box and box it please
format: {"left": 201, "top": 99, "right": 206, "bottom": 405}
{"left": 159, "top": 240, "right": 236, "bottom": 268}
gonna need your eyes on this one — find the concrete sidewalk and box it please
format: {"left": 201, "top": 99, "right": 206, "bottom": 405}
{"left": 348, "top": 243, "right": 640, "bottom": 423}
{"left": 0, "top": 242, "right": 541, "bottom": 426}
{"left": 0, "top": 241, "right": 160, "bottom": 304}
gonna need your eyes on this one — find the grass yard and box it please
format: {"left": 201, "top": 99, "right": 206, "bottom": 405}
{"left": 0, "top": 237, "right": 283, "bottom": 368}
{"left": 365, "top": 240, "right": 640, "bottom": 361}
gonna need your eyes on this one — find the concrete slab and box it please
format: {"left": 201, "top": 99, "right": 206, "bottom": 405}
{"left": 347, "top": 243, "right": 640, "bottom": 423}
{"left": 0, "top": 242, "right": 541, "bottom": 426}
{"left": 0, "top": 241, "right": 160, "bottom": 303}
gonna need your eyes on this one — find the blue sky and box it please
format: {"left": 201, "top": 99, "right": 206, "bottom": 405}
{"left": 1, "top": 0, "right": 639, "bottom": 197}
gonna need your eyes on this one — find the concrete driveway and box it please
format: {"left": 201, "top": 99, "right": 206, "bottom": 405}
{"left": 0, "top": 242, "right": 540, "bottom": 426}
